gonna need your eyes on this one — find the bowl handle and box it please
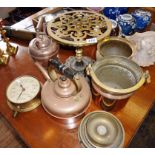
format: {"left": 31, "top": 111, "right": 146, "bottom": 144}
{"left": 144, "top": 70, "right": 151, "bottom": 84}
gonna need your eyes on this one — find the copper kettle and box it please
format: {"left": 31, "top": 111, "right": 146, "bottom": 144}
{"left": 40, "top": 59, "right": 92, "bottom": 125}
{"left": 29, "top": 30, "right": 59, "bottom": 67}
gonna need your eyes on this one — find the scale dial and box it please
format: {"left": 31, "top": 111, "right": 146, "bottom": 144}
{"left": 6, "top": 75, "right": 41, "bottom": 104}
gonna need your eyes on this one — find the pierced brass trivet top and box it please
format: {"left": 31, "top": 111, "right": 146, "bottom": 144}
{"left": 47, "top": 10, "right": 112, "bottom": 47}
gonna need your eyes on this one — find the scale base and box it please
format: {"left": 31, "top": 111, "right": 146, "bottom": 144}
{"left": 65, "top": 56, "right": 94, "bottom": 76}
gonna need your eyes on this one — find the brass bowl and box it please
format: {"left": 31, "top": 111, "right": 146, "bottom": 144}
{"left": 78, "top": 111, "right": 125, "bottom": 148}
{"left": 87, "top": 56, "right": 147, "bottom": 100}
{"left": 96, "top": 37, "right": 136, "bottom": 60}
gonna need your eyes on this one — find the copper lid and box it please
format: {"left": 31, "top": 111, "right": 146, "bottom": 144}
{"left": 54, "top": 76, "right": 76, "bottom": 98}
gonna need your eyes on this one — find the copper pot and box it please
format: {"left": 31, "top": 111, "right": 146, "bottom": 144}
{"left": 87, "top": 56, "right": 150, "bottom": 109}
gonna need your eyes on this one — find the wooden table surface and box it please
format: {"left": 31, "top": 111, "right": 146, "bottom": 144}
{"left": 0, "top": 7, "right": 155, "bottom": 148}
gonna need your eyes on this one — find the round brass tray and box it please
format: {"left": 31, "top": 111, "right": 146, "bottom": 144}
{"left": 47, "top": 10, "right": 112, "bottom": 47}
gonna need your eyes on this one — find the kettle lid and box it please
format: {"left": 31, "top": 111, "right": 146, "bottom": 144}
{"left": 54, "top": 76, "right": 77, "bottom": 98}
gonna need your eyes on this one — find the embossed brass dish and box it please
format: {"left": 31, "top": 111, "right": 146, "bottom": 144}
{"left": 78, "top": 111, "right": 125, "bottom": 148}
{"left": 96, "top": 36, "right": 135, "bottom": 60}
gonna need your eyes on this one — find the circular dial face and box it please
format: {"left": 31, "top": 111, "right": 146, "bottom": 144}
{"left": 6, "top": 76, "right": 40, "bottom": 104}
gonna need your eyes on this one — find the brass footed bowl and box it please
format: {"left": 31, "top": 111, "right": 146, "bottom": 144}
{"left": 96, "top": 37, "right": 135, "bottom": 60}
{"left": 88, "top": 56, "right": 147, "bottom": 100}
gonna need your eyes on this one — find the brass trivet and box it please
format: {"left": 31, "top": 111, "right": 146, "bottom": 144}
{"left": 47, "top": 10, "right": 112, "bottom": 75}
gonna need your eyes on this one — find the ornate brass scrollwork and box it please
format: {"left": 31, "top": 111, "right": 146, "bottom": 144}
{"left": 47, "top": 10, "right": 112, "bottom": 47}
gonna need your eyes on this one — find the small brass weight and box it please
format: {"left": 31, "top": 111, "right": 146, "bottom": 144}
{"left": 0, "top": 19, "right": 18, "bottom": 65}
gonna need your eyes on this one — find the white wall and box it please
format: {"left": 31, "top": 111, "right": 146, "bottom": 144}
{"left": 0, "top": 7, "right": 16, "bottom": 19}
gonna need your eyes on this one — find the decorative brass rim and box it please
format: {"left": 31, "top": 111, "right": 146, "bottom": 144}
{"left": 87, "top": 58, "right": 146, "bottom": 95}
{"left": 47, "top": 10, "right": 112, "bottom": 47}
{"left": 90, "top": 67, "right": 145, "bottom": 94}
{"left": 97, "top": 36, "right": 136, "bottom": 59}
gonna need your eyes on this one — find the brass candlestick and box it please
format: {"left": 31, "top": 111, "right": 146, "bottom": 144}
{"left": 4, "top": 37, "right": 18, "bottom": 56}
{"left": 0, "top": 19, "right": 10, "bottom": 65}
{"left": 0, "top": 19, "right": 18, "bottom": 65}
{"left": 0, "top": 48, "right": 10, "bottom": 65}
{"left": 1, "top": 30, "right": 18, "bottom": 56}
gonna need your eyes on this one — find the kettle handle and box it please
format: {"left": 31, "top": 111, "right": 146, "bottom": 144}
{"left": 48, "top": 58, "right": 81, "bottom": 92}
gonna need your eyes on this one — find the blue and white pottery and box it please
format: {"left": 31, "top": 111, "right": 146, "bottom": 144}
{"left": 103, "top": 7, "right": 128, "bottom": 20}
{"left": 116, "top": 14, "right": 136, "bottom": 36}
{"left": 132, "top": 9, "right": 151, "bottom": 31}
{"left": 110, "top": 19, "right": 119, "bottom": 36}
